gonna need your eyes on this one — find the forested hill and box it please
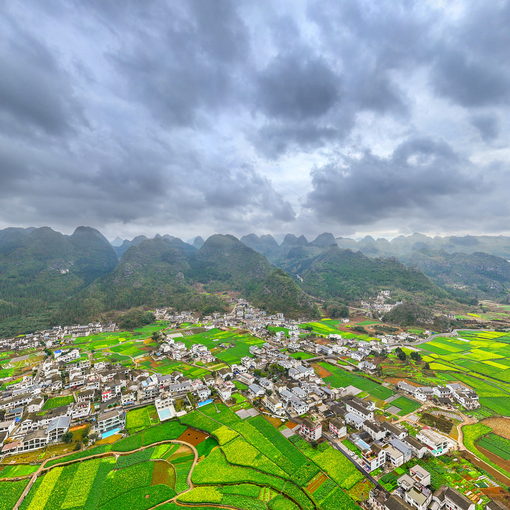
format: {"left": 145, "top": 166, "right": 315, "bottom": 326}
{"left": 0, "top": 226, "right": 117, "bottom": 335}
{"left": 0, "top": 226, "right": 459, "bottom": 337}
{"left": 58, "top": 234, "right": 319, "bottom": 325}
{"left": 296, "top": 246, "right": 449, "bottom": 302}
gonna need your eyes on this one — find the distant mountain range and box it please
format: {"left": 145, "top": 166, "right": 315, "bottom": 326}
{"left": 241, "top": 232, "right": 510, "bottom": 302}
{"left": 1, "top": 227, "right": 509, "bottom": 336}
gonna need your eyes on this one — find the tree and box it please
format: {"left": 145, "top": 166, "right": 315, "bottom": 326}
{"left": 395, "top": 347, "right": 407, "bottom": 362}
{"left": 410, "top": 351, "right": 422, "bottom": 362}
{"left": 62, "top": 432, "right": 73, "bottom": 443}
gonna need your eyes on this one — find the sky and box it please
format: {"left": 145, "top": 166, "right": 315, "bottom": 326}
{"left": 1, "top": 0, "right": 510, "bottom": 242}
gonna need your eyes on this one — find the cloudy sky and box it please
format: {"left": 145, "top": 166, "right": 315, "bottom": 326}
{"left": 1, "top": 0, "right": 510, "bottom": 241}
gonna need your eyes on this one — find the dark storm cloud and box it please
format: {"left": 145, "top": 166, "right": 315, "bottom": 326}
{"left": 105, "top": 0, "right": 249, "bottom": 128}
{"left": 306, "top": 137, "right": 476, "bottom": 225}
{"left": 431, "top": 50, "right": 509, "bottom": 108}
{"left": 0, "top": 15, "right": 83, "bottom": 136}
{"left": 256, "top": 54, "right": 340, "bottom": 121}
{"left": 1, "top": 0, "right": 510, "bottom": 238}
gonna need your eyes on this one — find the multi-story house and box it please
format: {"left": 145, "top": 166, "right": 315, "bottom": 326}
{"left": 299, "top": 419, "right": 322, "bottom": 442}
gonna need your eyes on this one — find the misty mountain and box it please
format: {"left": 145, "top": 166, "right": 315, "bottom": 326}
{"left": 336, "top": 233, "right": 510, "bottom": 259}
{"left": 113, "top": 235, "right": 149, "bottom": 258}
{"left": 402, "top": 250, "right": 510, "bottom": 301}
{"left": 242, "top": 232, "right": 510, "bottom": 302}
{"left": 192, "top": 236, "right": 205, "bottom": 249}
{"left": 293, "top": 246, "right": 448, "bottom": 303}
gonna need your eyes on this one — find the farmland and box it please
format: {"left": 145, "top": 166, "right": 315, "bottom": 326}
{"left": 478, "top": 434, "right": 510, "bottom": 461}
{"left": 314, "top": 361, "right": 394, "bottom": 400}
{"left": 178, "top": 403, "right": 367, "bottom": 509}
{"left": 301, "top": 319, "right": 379, "bottom": 342}
{"left": 126, "top": 405, "right": 160, "bottom": 433}
{"left": 418, "top": 331, "right": 510, "bottom": 416}
{"left": 11, "top": 405, "right": 368, "bottom": 510}
{"left": 15, "top": 419, "right": 194, "bottom": 510}
{"left": 62, "top": 323, "right": 267, "bottom": 379}
{"left": 462, "top": 423, "right": 510, "bottom": 480}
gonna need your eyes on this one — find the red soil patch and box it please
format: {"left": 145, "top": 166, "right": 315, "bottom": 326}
{"left": 263, "top": 415, "right": 283, "bottom": 428}
{"left": 285, "top": 421, "right": 298, "bottom": 429}
{"left": 178, "top": 427, "right": 208, "bottom": 446}
{"left": 69, "top": 424, "right": 88, "bottom": 432}
{"left": 307, "top": 473, "right": 327, "bottom": 493}
{"left": 313, "top": 363, "right": 332, "bottom": 378}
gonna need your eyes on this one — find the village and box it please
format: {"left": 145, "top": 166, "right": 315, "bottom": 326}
{"left": 0, "top": 300, "right": 505, "bottom": 510}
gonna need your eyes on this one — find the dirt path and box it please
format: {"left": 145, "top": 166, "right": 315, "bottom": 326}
{"left": 12, "top": 439, "right": 198, "bottom": 510}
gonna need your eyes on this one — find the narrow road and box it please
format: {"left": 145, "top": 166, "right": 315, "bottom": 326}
{"left": 323, "top": 432, "right": 384, "bottom": 490}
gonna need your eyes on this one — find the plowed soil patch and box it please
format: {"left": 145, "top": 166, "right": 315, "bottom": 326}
{"left": 477, "top": 445, "right": 510, "bottom": 472}
{"left": 178, "top": 427, "right": 208, "bottom": 446}
{"left": 483, "top": 418, "right": 510, "bottom": 440}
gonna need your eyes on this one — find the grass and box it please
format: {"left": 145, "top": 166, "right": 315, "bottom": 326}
{"left": 289, "top": 351, "right": 316, "bottom": 360}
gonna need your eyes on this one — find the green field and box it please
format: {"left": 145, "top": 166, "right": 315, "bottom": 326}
{"left": 462, "top": 424, "right": 510, "bottom": 479}
{"left": 42, "top": 395, "right": 74, "bottom": 410}
{"left": 15, "top": 405, "right": 367, "bottom": 510}
{"left": 289, "top": 351, "right": 316, "bottom": 360}
{"left": 19, "top": 455, "right": 176, "bottom": 510}
{"left": 179, "top": 403, "right": 366, "bottom": 509}
{"left": 419, "top": 331, "right": 510, "bottom": 416}
{"left": 477, "top": 433, "right": 510, "bottom": 461}
{"left": 316, "top": 362, "right": 394, "bottom": 400}
{"left": 126, "top": 405, "right": 160, "bottom": 434}
{"left": 0, "top": 479, "right": 30, "bottom": 510}
{"left": 301, "top": 320, "right": 378, "bottom": 342}
{"left": 389, "top": 396, "right": 422, "bottom": 416}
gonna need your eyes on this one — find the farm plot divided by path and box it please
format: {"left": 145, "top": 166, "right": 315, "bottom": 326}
{"left": 179, "top": 403, "right": 370, "bottom": 509}
{"left": 419, "top": 331, "right": 510, "bottom": 416}
{"left": 9, "top": 402, "right": 371, "bottom": 510}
